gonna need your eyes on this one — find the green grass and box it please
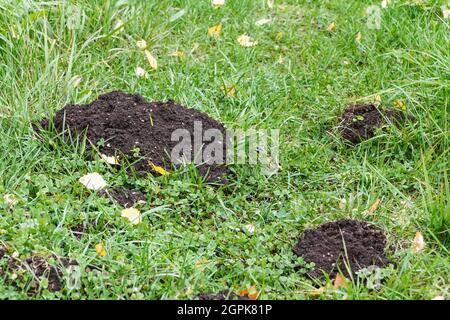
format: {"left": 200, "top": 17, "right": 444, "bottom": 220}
{"left": 0, "top": 0, "right": 449, "bottom": 299}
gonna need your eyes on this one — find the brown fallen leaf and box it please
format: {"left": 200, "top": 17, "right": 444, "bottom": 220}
{"left": 368, "top": 198, "right": 381, "bottom": 214}
{"left": 333, "top": 274, "right": 347, "bottom": 289}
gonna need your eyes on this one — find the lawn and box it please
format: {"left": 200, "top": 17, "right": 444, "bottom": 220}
{"left": 0, "top": 0, "right": 448, "bottom": 300}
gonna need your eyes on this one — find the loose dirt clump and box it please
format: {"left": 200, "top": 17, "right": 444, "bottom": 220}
{"left": 38, "top": 91, "right": 228, "bottom": 183}
{"left": 99, "top": 187, "right": 145, "bottom": 208}
{"left": 338, "top": 104, "right": 411, "bottom": 144}
{"left": 293, "top": 219, "right": 390, "bottom": 278}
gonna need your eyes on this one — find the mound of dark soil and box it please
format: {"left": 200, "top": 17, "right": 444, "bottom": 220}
{"left": 99, "top": 187, "right": 145, "bottom": 208}
{"left": 338, "top": 104, "right": 411, "bottom": 144}
{"left": 293, "top": 219, "right": 389, "bottom": 278}
{"left": 38, "top": 91, "right": 228, "bottom": 183}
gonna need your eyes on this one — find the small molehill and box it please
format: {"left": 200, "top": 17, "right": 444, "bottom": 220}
{"left": 38, "top": 91, "right": 228, "bottom": 183}
{"left": 338, "top": 104, "right": 411, "bottom": 144}
{"left": 293, "top": 219, "right": 390, "bottom": 278}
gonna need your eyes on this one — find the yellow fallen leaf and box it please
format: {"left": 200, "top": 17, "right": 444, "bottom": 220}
{"left": 394, "top": 99, "right": 407, "bottom": 110}
{"left": 135, "top": 66, "right": 149, "bottom": 78}
{"left": 95, "top": 243, "right": 107, "bottom": 257}
{"left": 374, "top": 94, "right": 382, "bottom": 104}
{"left": 221, "top": 83, "right": 235, "bottom": 97}
{"left": 169, "top": 50, "right": 186, "bottom": 58}
{"left": 276, "top": 31, "right": 284, "bottom": 40}
{"left": 212, "top": 0, "right": 225, "bottom": 7}
{"left": 333, "top": 274, "right": 347, "bottom": 289}
{"left": 101, "top": 154, "right": 119, "bottom": 165}
{"left": 327, "top": 22, "right": 336, "bottom": 32}
{"left": 144, "top": 50, "right": 158, "bottom": 70}
{"left": 237, "top": 34, "right": 257, "bottom": 47}
{"left": 121, "top": 208, "right": 141, "bottom": 225}
{"left": 355, "top": 32, "right": 362, "bottom": 42}
{"left": 412, "top": 231, "right": 425, "bottom": 253}
{"left": 136, "top": 39, "right": 147, "bottom": 50}
{"left": 338, "top": 198, "right": 347, "bottom": 209}
{"left": 195, "top": 257, "right": 209, "bottom": 271}
{"left": 79, "top": 173, "right": 107, "bottom": 191}
{"left": 148, "top": 161, "right": 169, "bottom": 176}
{"left": 368, "top": 198, "right": 381, "bottom": 214}
{"left": 239, "top": 288, "right": 248, "bottom": 296}
{"left": 3, "top": 194, "right": 18, "bottom": 206}
{"left": 208, "top": 24, "right": 222, "bottom": 37}
{"left": 267, "top": 0, "right": 274, "bottom": 9}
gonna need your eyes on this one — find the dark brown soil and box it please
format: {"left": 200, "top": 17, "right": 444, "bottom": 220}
{"left": 0, "top": 245, "right": 6, "bottom": 260}
{"left": 338, "top": 104, "right": 411, "bottom": 144}
{"left": 293, "top": 219, "right": 390, "bottom": 278}
{"left": 99, "top": 187, "right": 146, "bottom": 208}
{"left": 7, "top": 255, "right": 77, "bottom": 293}
{"left": 38, "top": 91, "right": 228, "bottom": 183}
{"left": 70, "top": 223, "right": 87, "bottom": 239}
